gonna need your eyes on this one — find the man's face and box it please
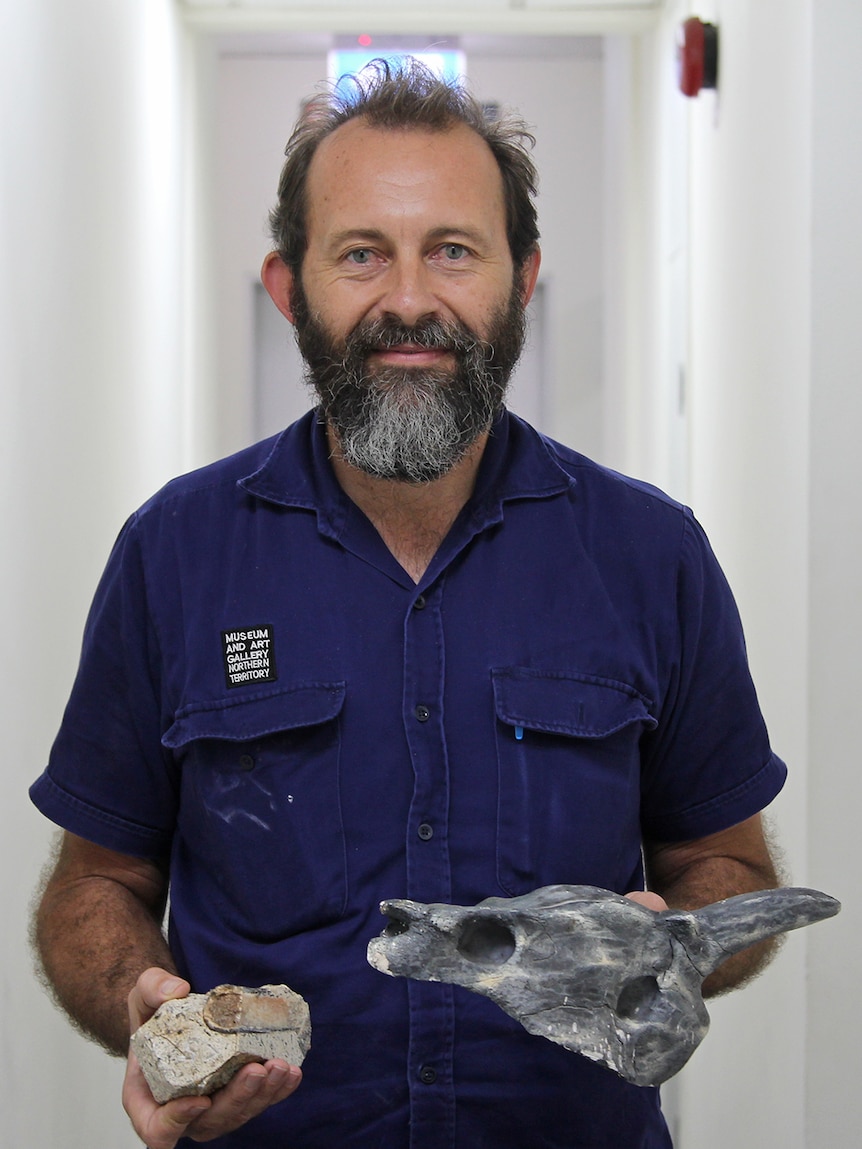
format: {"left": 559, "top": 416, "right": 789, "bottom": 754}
{"left": 284, "top": 119, "right": 537, "bottom": 482}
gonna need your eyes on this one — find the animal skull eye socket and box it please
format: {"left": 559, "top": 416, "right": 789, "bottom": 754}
{"left": 616, "top": 975, "right": 662, "bottom": 1021}
{"left": 456, "top": 918, "right": 516, "bottom": 965}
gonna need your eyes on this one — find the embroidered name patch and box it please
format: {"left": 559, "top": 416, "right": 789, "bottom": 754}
{"left": 222, "top": 625, "right": 277, "bottom": 689}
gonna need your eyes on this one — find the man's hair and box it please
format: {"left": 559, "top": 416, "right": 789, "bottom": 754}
{"left": 268, "top": 57, "right": 540, "bottom": 275}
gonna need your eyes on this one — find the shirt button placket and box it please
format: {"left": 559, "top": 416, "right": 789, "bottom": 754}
{"left": 404, "top": 582, "right": 454, "bottom": 1146}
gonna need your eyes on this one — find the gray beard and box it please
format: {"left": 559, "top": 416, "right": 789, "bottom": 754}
{"left": 324, "top": 361, "right": 498, "bottom": 484}
{"left": 292, "top": 290, "right": 527, "bottom": 484}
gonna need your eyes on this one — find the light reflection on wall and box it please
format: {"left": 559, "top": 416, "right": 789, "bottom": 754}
{"left": 328, "top": 46, "right": 467, "bottom": 92}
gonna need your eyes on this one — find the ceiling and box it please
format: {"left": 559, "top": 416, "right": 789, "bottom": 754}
{"left": 178, "top": 1, "right": 662, "bottom": 37}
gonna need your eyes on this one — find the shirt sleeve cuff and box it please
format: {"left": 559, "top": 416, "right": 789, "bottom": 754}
{"left": 641, "top": 751, "right": 788, "bottom": 842}
{"left": 29, "top": 771, "right": 172, "bottom": 859}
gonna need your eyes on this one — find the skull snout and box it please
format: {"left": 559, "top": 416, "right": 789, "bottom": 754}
{"left": 381, "top": 905, "right": 412, "bottom": 938}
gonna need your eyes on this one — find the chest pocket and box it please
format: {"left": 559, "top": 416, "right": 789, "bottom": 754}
{"left": 491, "top": 668, "right": 657, "bottom": 896}
{"left": 162, "top": 682, "right": 347, "bottom": 939}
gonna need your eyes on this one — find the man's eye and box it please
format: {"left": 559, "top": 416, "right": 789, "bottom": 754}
{"left": 347, "top": 249, "right": 373, "bottom": 265}
{"left": 441, "top": 244, "right": 468, "bottom": 260}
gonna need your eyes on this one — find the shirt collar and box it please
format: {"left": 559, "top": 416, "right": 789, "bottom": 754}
{"left": 238, "top": 407, "right": 575, "bottom": 530}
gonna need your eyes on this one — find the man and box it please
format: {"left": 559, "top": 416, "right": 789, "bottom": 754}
{"left": 31, "top": 61, "right": 786, "bottom": 1148}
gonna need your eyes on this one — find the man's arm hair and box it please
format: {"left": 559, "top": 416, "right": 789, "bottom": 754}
{"left": 643, "top": 812, "right": 786, "bottom": 997}
{"left": 31, "top": 831, "right": 175, "bottom": 1055}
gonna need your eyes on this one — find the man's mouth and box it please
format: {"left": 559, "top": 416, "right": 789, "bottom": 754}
{"left": 366, "top": 343, "right": 456, "bottom": 369}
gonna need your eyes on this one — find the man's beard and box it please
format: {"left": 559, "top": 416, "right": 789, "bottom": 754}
{"left": 291, "top": 281, "right": 527, "bottom": 483}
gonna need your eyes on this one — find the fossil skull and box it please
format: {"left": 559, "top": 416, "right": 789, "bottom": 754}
{"left": 367, "top": 884, "right": 839, "bottom": 1087}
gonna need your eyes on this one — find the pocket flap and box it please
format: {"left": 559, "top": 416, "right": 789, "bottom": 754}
{"left": 162, "top": 681, "right": 346, "bottom": 749}
{"left": 491, "top": 667, "right": 655, "bottom": 738}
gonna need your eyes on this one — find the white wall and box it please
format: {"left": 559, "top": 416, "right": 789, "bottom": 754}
{"left": 805, "top": 3, "right": 862, "bottom": 1143}
{"left": 612, "top": 1, "right": 858, "bottom": 1144}
{"left": 0, "top": 1, "right": 189, "bottom": 1144}
{"left": 680, "top": 3, "right": 812, "bottom": 1138}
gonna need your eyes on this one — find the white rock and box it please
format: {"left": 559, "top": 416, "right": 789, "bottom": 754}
{"left": 130, "top": 983, "right": 311, "bottom": 1103}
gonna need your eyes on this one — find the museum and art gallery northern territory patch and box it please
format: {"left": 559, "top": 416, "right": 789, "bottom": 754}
{"left": 222, "top": 625, "right": 277, "bottom": 688}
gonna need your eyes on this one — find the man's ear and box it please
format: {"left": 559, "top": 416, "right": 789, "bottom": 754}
{"left": 261, "top": 251, "right": 298, "bottom": 325}
{"left": 518, "top": 247, "right": 542, "bottom": 306}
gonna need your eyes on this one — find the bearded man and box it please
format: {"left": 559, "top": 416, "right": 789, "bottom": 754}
{"left": 31, "top": 61, "right": 786, "bottom": 1149}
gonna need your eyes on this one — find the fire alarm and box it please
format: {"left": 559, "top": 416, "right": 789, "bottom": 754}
{"left": 677, "top": 17, "right": 719, "bottom": 97}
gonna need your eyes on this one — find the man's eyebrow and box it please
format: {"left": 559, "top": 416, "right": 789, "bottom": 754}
{"left": 425, "top": 225, "right": 491, "bottom": 246}
{"left": 325, "top": 225, "right": 492, "bottom": 250}
{"left": 326, "top": 228, "right": 387, "bottom": 249}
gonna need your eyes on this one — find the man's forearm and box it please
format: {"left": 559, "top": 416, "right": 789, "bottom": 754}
{"left": 643, "top": 813, "right": 784, "bottom": 997}
{"left": 33, "top": 833, "right": 175, "bottom": 1055}
{"left": 655, "top": 854, "right": 781, "bottom": 996}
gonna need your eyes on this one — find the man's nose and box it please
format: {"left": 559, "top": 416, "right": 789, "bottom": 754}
{"left": 375, "top": 257, "right": 441, "bottom": 326}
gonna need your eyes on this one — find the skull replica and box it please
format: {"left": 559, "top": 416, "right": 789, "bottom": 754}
{"left": 367, "top": 884, "right": 839, "bottom": 1087}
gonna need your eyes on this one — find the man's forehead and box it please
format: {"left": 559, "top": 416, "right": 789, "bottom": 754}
{"left": 305, "top": 116, "right": 505, "bottom": 205}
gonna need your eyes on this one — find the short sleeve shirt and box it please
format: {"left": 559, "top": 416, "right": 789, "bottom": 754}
{"left": 31, "top": 410, "right": 786, "bottom": 1148}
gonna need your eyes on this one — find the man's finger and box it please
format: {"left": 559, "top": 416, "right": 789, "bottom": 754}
{"left": 141, "top": 1100, "right": 212, "bottom": 1149}
{"left": 625, "top": 890, "right": 669, "bottom": 912}
{"left": 183, "top": 1061, "right": 302, "bottom": 1141}
{"left": 123, "top": 1050, "right": 212, "bottom": 1149}
{"left": 128, "top": 967, "right": 190, "bottom": 1031}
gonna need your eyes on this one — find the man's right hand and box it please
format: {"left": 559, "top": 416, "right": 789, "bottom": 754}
{"left": 123, "top": 967, "right": 302, "bottom": 1149}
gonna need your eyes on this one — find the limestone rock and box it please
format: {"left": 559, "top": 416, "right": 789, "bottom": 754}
{"left": 131, "top": 983, "right": 311, "bottom": 1103}
{"left": 367, "top": 885, "right": 840, "bottom": 1087}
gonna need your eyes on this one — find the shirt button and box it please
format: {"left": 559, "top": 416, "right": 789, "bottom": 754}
{"left": 418, "top": 1065, "right": 437, "bottom": 1085}
{"left": 414, "top": 594, "right": 427, "bottom": 610}
{"left": 417, "top": 823, "right": 434, "bottom": 841}
{"left": 238, "top": 754, "right": 255, "bottom": 771}
{"left": 414, "top": 704, "right": 430, "bottom": 722}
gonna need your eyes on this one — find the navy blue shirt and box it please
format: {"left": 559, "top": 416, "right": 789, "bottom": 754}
{"left": 31, "top": 410, "right": 786, "bottom": 1148}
